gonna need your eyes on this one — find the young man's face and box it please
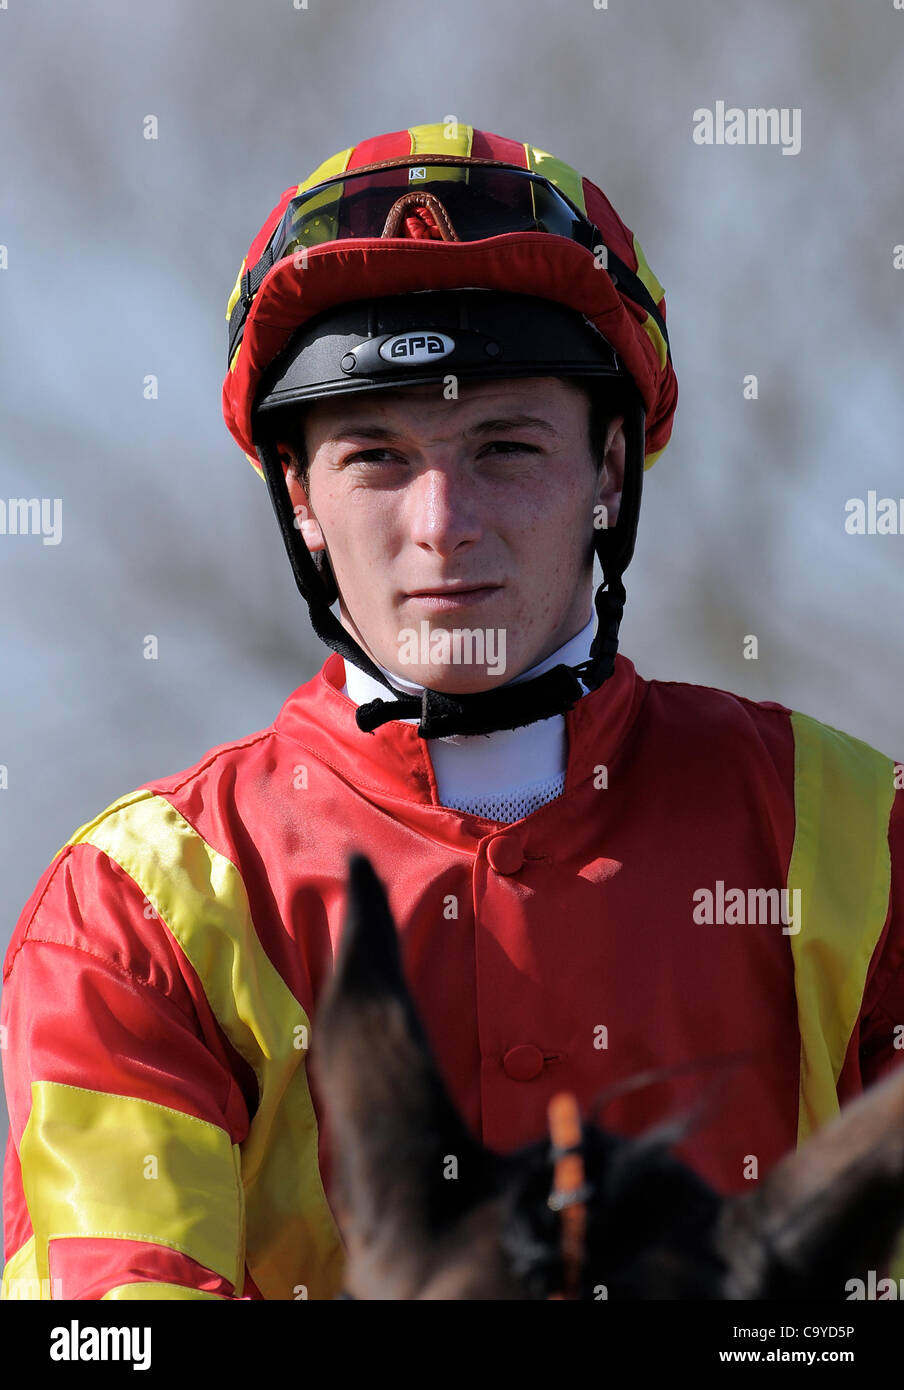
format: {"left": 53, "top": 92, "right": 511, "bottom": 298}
{"left": 281, "top": 376, "right": 624, "bottom": 693}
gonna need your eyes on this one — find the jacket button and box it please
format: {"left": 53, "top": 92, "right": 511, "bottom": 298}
{"left": 502, "top": 1044, "right": 544, "bottom": 1081}
{"left": 487, "top": 836, "right": 524, "bottom": 875}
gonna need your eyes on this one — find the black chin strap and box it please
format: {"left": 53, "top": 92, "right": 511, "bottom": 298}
{"left": 358, "top": 665, "right": 586, "bottom": 738}
{"left": 256, "top": 422, "right": 637, "bottom": 739}
{"left": 355, "top": 575, "right": 625, "bottom": 737}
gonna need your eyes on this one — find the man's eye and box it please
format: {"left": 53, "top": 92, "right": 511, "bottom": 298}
{"left": 347, "top": 449, "right": 401, "bottom": 463}
{"left": 345, "top": 443, "right": 537, "bottom": 464}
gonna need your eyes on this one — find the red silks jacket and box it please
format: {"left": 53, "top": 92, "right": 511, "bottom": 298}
{"left": 3, "top": 652, "right": 903, "bottom": 1299}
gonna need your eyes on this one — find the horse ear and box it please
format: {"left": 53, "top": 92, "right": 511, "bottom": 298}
{"left": 312, "top": 854, "right": 501, "bottom": 1284}
{"left": 717, "top": 1065, "right": 904, "bottom": 1297}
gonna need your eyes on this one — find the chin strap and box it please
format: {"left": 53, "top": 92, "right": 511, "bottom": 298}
{"left": 256, "top": 434, "right": 635, "bottom": 740}
{"left": 358, "top": 663, "right": 586, "bottom": 738}
{"left": 355, "top": 574, "right": 625, "bottom": 737}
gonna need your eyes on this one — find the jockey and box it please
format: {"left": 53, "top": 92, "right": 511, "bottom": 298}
{"left": 2, "top": 121, "right": 903, "bottom": 1301}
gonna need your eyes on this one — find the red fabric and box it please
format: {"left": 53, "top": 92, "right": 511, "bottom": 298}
{"left": 346, "top": 129, "right": 411, "bottom": 169}
{"left": 222, "top": 126, "right": 678, "bottom": 473}
{"left": 581, "top": 176, "right": 644, "bottom": 279}
{"left": 5, "top": 653, "right": 903, "bottom": 1297}
{"left": 470, "top": 129, "right": 529, "bottom": 165}
{"left": 47, "top": 1238, "right": 261, "bottom": 1301}
{"left": 345, "top": 127, "right": 529, "bottom": 170}
{"left": 222, "top": 234, "right": 677, "bottom": 464}
{"left": 2, "top": 850, "right": 257, "bottom": 1141}
{"left": 241, "top": 186, "right": 298, "bottom": 284}
{"left": 403, "top": 207, "right": 443, "bottom": 239}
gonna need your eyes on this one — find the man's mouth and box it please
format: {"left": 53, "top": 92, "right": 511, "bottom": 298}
{"left": 403, "top": 584, "right": 503, "bottom": 609}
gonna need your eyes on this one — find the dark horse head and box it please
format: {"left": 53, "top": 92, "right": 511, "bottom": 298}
{"left": 311, "top": 854, "right": 904, "bottom": 1299}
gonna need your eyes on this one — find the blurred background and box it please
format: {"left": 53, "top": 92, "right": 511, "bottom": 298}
{"left": 1, "top": 0, "right": 902, "bottom": 1260}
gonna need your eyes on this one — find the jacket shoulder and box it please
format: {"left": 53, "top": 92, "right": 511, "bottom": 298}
{"left": 638, "top": 673, "right": 794, "bottom": 766}
{"left": 643, "top": 672, "right": 791, "bottom": 723}
{"left": 642, "top": 674, "right": 902, "bottom": 787}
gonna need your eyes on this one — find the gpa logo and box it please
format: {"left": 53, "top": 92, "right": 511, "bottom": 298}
{"left": 378, "top": 332, "right": 455, "bottom": 364}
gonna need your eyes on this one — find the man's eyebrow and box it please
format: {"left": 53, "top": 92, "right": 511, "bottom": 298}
{"left": 324, "top": 415, "right": 560, "bottom": 443}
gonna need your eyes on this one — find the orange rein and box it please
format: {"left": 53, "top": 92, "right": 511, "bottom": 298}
{"left": 546, "top": 1092, "right": 591, "bottom": 1299}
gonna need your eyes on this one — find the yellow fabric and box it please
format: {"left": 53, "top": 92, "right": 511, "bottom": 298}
{"left": 631, "top": 234, "right": 665, "bottom": 315}
{"left": 224, "top": 145, "right": 353, "bottom": 335}
{"left": 640, "top": 313, "right": 668, "bottom": 371}
{"left": 2, "top": 1235, "right": 48, "bottom": 1299}
{"left": 102, "top": 1283, "right": 228, "bottom": 1300}
{"left": 400, "top": 123, "right": 474, "bottom": 186}
{"left": 290, "top": 146, "right": 356, "bottom": 247}
{"left": 788, "top": 714, "right": 903, "bottom": 1279}
{"left": 225, "top": 257, "right": 247, "bottom": 324}
{"left": 298, "top": 145, "right": 354, "bottom": 194}
{"left": 283, "top": 184, "right": 342, "bottom": 249}
{"left": 409, "top": 121, "right": 473, "bottom": 159}
{"left": 17, "top": 1082, "right": 243, "bottom": 1290}
{"left": 632, "top": 236, "right": 669, "bottom": 371}
{"left": 523, "top": 144, "right": 586, "bottom": 214}
{"left": 65, "top": 790, "right": 344, "bottom": 1301}
{"left": 788, "top": 711, "right": 894, "bottom": 1143}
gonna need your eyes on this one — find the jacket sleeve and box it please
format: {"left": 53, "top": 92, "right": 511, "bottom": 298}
{"left": 855, "top": 779, "right": 904, "bottom": 1282}
{"left": 859, "top": 781, "right": 904, "bottom": 1088}
{"left": 1, "top": 842, "right": 253, "bottom": 1301}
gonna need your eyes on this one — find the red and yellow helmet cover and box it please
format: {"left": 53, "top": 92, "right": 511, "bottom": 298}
{"left": 222, "top": 122, "right": 677, "bottom": 479}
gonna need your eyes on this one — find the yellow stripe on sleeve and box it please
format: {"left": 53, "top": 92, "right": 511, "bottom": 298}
{"left": 19, "top": 1082, "right": 244, "bottom": 1293}
{"left": 65, "top": 790, "right": 344, "bottom": 1301}
{"left": 2, "top": 1235, "right": 49, "bottom": 1299}
{"left": 787, "top": 712, "right": 895, "bottom": 1144}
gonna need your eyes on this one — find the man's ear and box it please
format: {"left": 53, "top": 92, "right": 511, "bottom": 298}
{"left": 597, "top": 416, "right": 625, "bottom": 530}
{"left": 277, "top": 443, "right": 326, "bottom": 553}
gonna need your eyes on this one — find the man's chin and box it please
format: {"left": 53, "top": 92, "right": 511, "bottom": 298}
{"left": 384, "top": 617, "right": 513, "bottom": 690}
{"left": 393, "top": 667, "right": 512, "bottom": 696}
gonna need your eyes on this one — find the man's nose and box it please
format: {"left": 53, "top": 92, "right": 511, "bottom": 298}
{"left": 405, "top": 462, "right": 483, "bottom": 556}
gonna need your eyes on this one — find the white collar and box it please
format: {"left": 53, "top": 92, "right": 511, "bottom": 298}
{"left": 341, "top": 614, "right": 595, "bottom": 800}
